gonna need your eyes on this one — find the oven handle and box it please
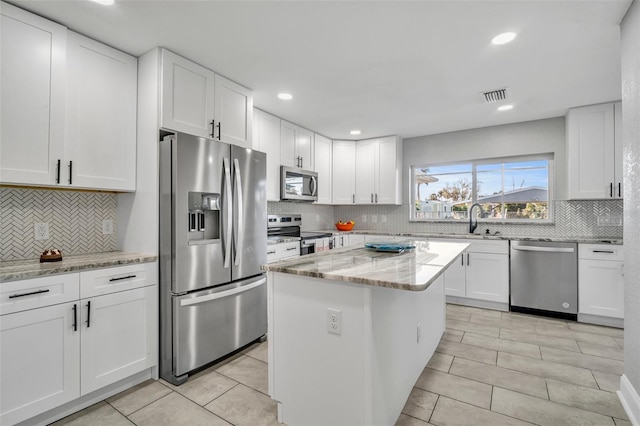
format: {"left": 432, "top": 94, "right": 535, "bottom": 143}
{"left": 180, "top": 277, "right": 266, "bottom": 307}
{"left": 512, "top": 245, "right": 575, "bottom": 253}
{"left": 310, "top": 175, "right": 317, "bottom": 196}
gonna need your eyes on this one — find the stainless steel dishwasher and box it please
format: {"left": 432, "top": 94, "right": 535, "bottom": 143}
{"left": 510, "top": 240, "right": 578, "bottom": 320}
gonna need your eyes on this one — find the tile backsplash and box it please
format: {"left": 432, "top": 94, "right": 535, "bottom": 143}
{"left": 1, "top": 187, "right": 118, "bottom": 261}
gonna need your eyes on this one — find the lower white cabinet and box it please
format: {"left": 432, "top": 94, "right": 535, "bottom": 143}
{"left": 267, "top": 241, "right": 300, "bottom": 263}
{"left": 578, "top": 244, "right": 624, "bottom": 323}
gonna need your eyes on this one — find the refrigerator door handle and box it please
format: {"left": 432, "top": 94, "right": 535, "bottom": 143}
{"left": 223, "top": 157, "right": 233, "bottom": 268}
{"left": 233, "top": 158, "right": 244, "bottom": 266}
{"left": 180, "top": 277, "right": 266, "bottom": 307}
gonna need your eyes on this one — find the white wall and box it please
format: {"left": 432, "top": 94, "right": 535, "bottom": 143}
{"left": 621, "top": 0, "right": 640, "bottom": 418}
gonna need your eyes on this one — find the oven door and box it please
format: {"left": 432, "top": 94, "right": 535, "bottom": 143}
{"left": 300, "top": 239, "right": 316, "bottom": 255}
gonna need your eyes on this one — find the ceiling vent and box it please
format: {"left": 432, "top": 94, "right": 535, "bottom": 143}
{"left": 481, "top": 88, "right": 508, "bottom": 104}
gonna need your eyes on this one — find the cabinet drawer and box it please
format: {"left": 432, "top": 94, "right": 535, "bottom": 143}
{"left": 80, "top": 262, "right": 157, "bottom": 299}
{"left": 267, "top": 242, "right": 300, "bottom": 263}
{"left": 1, "top": 274, "right": 79, "bottom": 316}
{"left": 579, "top": 244, "right": 624, "bottom": 261}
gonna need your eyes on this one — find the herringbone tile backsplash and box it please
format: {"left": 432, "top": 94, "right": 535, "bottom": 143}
{"left": 1, "top": 187, "right": 117, "bottom": 261}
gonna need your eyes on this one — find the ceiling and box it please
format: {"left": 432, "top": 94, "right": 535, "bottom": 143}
{"left": 9, "top": 0, "right": 632, "bottom": 140}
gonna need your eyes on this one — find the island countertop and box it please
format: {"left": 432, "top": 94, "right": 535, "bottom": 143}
{"left": 262, "top": 240, "right": 469, "bottom": 291}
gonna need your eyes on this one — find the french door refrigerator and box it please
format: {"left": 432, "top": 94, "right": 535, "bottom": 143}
{"left": 159, "top": 131, "right": 267, "bottom": 385}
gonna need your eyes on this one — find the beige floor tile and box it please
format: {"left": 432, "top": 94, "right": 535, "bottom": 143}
{"left": 461, "top": 332, "right": 541, "bottom": 359}
{"left": 445, "top": 318, "right": 500, "bottom": 338}
{"left": 615, "top": 338, "right": 625, "bottom": 349}
{"left": 244, "top": 341, "right": 268, "bottom": 363}
{"left": 546, "top": 378, "right": 628, "bottom": 419}
{"left": 492, "top": 387, "right": 616, "bottom": 426}
{"left": 106, "top": 379, "right": 171, "bottom": 416}
{"left": 205, "top": 383, "right": 280, "bottom": 426}
{"left": 401, "top": 387, "right": 439, "bottom": 422}
{"left": 446, "top": 310, "right": 472, "bottom": 322}
{"left": 429, "top": 396, "right": 532, "bottom": 426}
{"left": 51, "top": 402, "right": 133, "bottom": 426}
{"left": 442, "top": 328, "right": 464, "bottom": 343}
{"left": 502, "top": 311, "right": 569, "bottom": 328}
{"left": 593, "top": 371, "right": 622, "bottom": 393}
{"left": 414, "top": 367, "right": 492, "bottom": 409}
{"left": 540, "top": 346, "right": 624, "bottom": 375}
{"left": 500, "top": 328, "right": 580, "bottom": 352}
{"left": 535, "top": 323, "right": 619, "bottom": 347}
{"left": 166, "top": 370, "right": 238, "bottom": 406}
{"left": 215, "top": 354, "right": 268, "bottom": 394}
{"left": 497, "top": 352, "right": 598, "bottom": 388}
{"left": 469, "top": 314, "right": 537, "bottom": 332}
{"left": 436, "top": 339, "right": 497, "bottom": 365}
{"left": 128, "top": 392, "right": 229, "bottom": 426}
{"left": 427, "top": 352, "right": 454, "bottom": 372}
{"left": 568, "top": 322, "right": 624, "bottom": 338}
{"left": 614, "top": 418, "right": 632, "bottom": 426}
{"left": 578, "top": 341, "right": 625, "bottom": 360}
{"left": 449, "top": 357, "right": 548, "bottom": 399}
{"left": 395, "top": 413, "right": 432, "bottom": 425}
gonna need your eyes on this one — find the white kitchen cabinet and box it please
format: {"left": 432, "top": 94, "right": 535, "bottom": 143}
{"left": 214, "top": 74, "right": 253, "bottom": 148}
{"left": 0, "top": 2, "right": 66, "bottom": 187}
{"left": 65, "top": 32, "right": 137, "bottom": 191}
{"left": 443, "top": 252, "right": 466, "bottom": 298}
{"left": 332, "top": 140, "right": 356, "bottom": 204}
{"left": 578, "top": 244, "right": 624, "bottom": 326}
{"left": 567, "top": 101, "right": 623, "bottom": 199}
{"left": 314, "top": 134, "right": 332, "bottom": 204}
{"left": 253, "top": 109, "right": 281, "bottom": 201}
{"left": 344, "top": 234, "right": 365, "bottom": 247}
{"left": 281, "top": 121, "right": 314, "bottom": 170}
{"left": 267, "top": 241, "right": 300, "bottom": 263}
{"left": 355, "top": 136, "right": 402, "bottom": 205}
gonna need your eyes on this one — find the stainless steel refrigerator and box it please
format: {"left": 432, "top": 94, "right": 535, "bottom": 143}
{"left": 159, "top": 131, "right": 267, "bottom": 385}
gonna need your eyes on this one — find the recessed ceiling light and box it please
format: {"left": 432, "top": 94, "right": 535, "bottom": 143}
{"left": 90, "top": 0, "right": 114, "bottom": 5}
{"left": 278, "top": 93, "right": 293, "bottom": 100}
{"left": 350, "top": 130, "right": 361, "bottom": 136}
{"left": 497, "top": 104, "right": 514, "bottom": 111}
{"left": 491, "top": 32, "right": 517, "bottom": 45}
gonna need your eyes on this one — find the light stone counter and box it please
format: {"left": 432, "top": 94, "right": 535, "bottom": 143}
{"left": 0, "top": 251, "right": 157, "bottom": 282}
{"left": 262, "top": 240, "right": 469, "bottom": 291}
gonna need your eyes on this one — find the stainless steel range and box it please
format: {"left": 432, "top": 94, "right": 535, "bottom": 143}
{"left": 268, "top": 214, "right": 334, "bottom": 255}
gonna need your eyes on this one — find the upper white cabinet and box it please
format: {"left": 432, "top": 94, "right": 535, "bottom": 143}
{"left": 66, "top": 32, "right": 137, "bottom": 191}
{"left": 355, "top": 136, "right": 402, "bottom": 205}
{"left": 332, "top": 140, "right": 356, "bottom": 204}
{"left": 0, "top": 2, "right": 66, "bottom": 187}
{"left": 281, "top": 121, "right": 314, "bottom": 170}
{"left": 253, "top": 109, "right": 281, "bottom": 201}
{"left": 567, "top": 102, "right": 623, "bottom": 199}
{"left": 160, "top": 49, "right": 253, "bottom": 147}
{"left": 578, "top": 244, "right": 624, "bottom": 325}
{"left": 314, "top": 134, "right": 332, "bottom": 204}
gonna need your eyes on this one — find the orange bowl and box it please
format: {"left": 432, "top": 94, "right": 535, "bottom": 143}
{"left": 335, "top": 222, "right": 355, "bottom": 231}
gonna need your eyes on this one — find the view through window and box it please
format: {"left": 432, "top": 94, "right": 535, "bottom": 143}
{"left": 412, "top": 156, "right": 551, "bottom": 221}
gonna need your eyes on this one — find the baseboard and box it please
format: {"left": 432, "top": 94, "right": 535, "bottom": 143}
{"left": 578, "top": 313, "right": 624, "bottom": 329}
{"left": 618, "top": 374, "right": 640, "bottom": 426}
{"left": 446, "top": 296, "right": 509, "bottom": 312}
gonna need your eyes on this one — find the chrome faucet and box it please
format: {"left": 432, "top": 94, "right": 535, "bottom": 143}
{"left": 469, "top": 203, "right": 484, "bottom": 234}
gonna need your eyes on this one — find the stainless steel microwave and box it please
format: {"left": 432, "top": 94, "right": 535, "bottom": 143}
{"left": 281, "top": 166, "right": 318, "bottom": 202}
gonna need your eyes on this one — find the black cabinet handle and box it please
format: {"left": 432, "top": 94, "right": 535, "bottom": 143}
{"left": 86, "top": 301, "right": 91, "bottom": 328}
{"left": 9, "top": 289, "right": 50, "bottom": 299}
{"left": 461, "top": 254, "right": 464, "bottom": 266}
{"left": 216, "top": 122, "right": 221, "bottom": 140}
{"left": 72, "top": 304, "right": 78, "bottom": 331}
{"left": 68, "top": 161, "right": 73, "bottom": 184}
{"left": 593, "top": 250, "right": 615, "bottom": 254}
{"left": 618, "top": 182, "right": 621, "bottom": 198}
{"left": 109, "top": 275, "right": 137, "bottom": 282}
{"left": 610, "top": 182, "right": 613, "bottom": 197}
{"left": 467, "top": 253, "right": 470, "bottom": 266}
{"left": 56, "top": 159, "right": 61, "bottom": 184}
{"left": 210, "top": 119, "right": 215, "bottom": 138}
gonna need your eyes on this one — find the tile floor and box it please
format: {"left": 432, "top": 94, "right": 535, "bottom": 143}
{"left": 51, "top": 304, "right": 629, "bottom": 426}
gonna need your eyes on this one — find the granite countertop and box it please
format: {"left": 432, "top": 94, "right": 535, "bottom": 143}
{"left": 0, "top": 251, "right": 158, "bottom": 282}
{"left": 263, "top": 240, "right": 469, "bottom": 291}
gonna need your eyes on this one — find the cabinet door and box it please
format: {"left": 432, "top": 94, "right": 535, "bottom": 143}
{"left": 567, "top": 103, "right": 615, "bottom": 199}
{"left": 314, "top": 134, "right": 332, "bottom": 204}
{"left": 296, "top": 127, "right": 314, "bottom": 170}
{"left": 1, "top": 302, "right": 80, "bottom": 426}
{"left": 254, "top": 109, "right": 281, "bottom": 201}
{"left": 161, "top": 49, "right": 216, "bottom": 138}
{"left": 444, "top": 253, "right": 466, "bottom": 297}
{"left": 614, "top": 101, "right": 623, "bottom": 199}
{"left": 332, "top": 140, "right": 356, "bottom": 204}
{"left": 0, "top": 3, "right": 66, "bottom": 186}
{"left": 376, "top": 137, "right": 400, "bottom": 205}
{"left": 345, "top": 234, "right": 365, "bottom": 247}
{"left": 281, "top": 121, "right": 297, "bottom": 168}
{"left": 214, "top": 74, "right": 253, "bottom": 148}
{"left": 465, "top": 253, "right": 509, "bottom": 303}
{"left": 80, "top": 286, "right": 157, "bottom": 395}
{"left": 355, "top": 140, "right": 377, "bottom": 204}
{"left": 579, "top": 260, "right": 624, "bottom": 318}
{"left": 65, "top": 32, "right": 137, "bottom": 191}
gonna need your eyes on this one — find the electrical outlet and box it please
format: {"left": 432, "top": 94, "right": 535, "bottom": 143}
{"left": 371, "top": 215, "right": 377, "bottom": 223}
{"left": 34, "top": 222, "right": 49, "bottom": 240}
{"left": 102, "top": 219, "right": 114, "bottom": 235}
{"left": 327, "top": 308, "right": 342, "bottom": 335}
{"left": 362, "top": 215, "right": 367, "bottom": 223}
{"left": 381, "top": 215, "right": 387, "bottom": 223}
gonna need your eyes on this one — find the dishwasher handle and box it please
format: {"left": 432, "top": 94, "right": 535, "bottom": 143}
{"left": 512, "top": 245, "right": 575, "bottom": 253}
{"left": 180, "top": 277, "right": 266, "bottom": 307}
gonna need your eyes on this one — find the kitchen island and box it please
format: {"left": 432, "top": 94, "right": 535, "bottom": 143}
{"left": 263, "top": 240, "right": 468, "bottom": 426}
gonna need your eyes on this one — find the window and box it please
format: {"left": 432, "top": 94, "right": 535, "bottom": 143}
{"left": 411, "top": 155, "right": 552, "bottom": 222}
